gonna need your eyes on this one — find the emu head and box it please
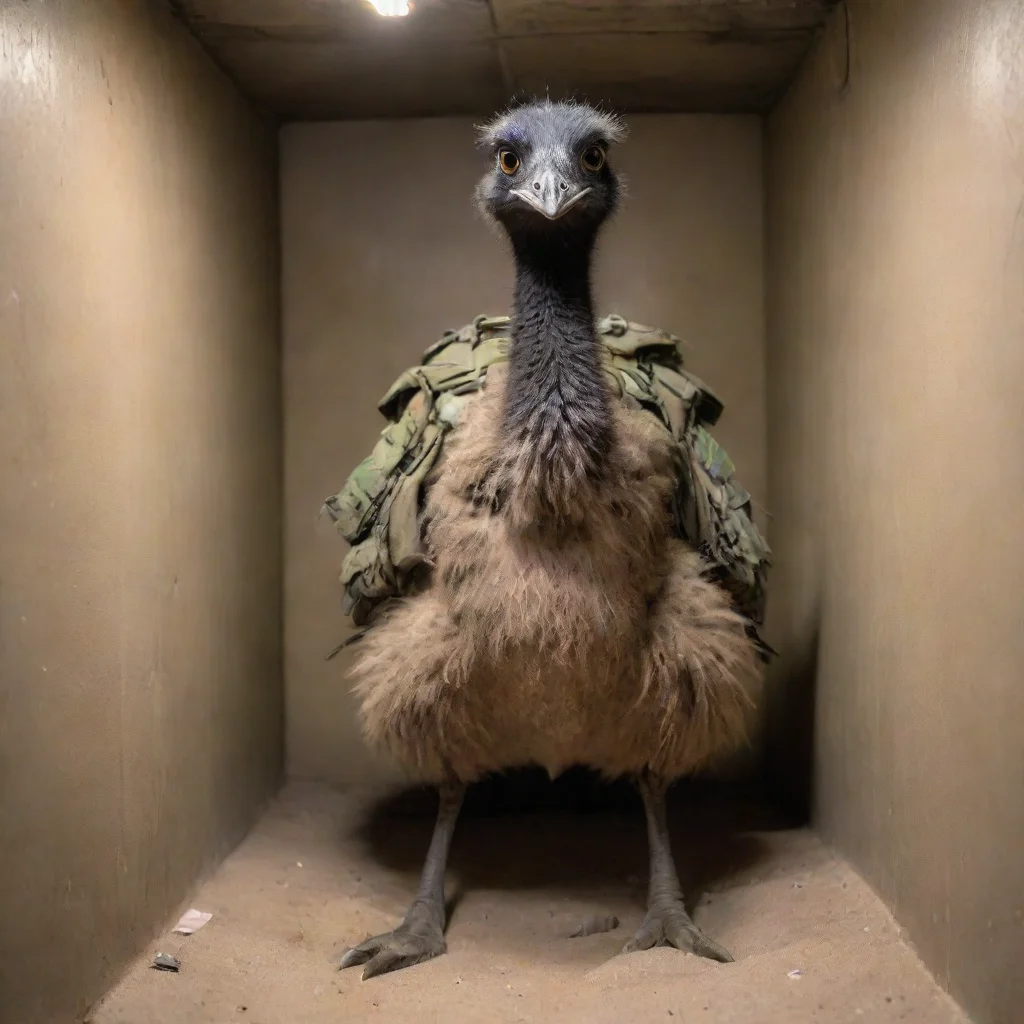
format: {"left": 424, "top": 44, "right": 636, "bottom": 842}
{"left": 475, "top": 100, "right": 627, "bottom": 243}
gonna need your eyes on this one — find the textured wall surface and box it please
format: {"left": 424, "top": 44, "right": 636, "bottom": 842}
{"left": 0, "top": 3, "right": 282, "bottom": 1022}
{"left": 765, "top": 2, "right": 1024, "bottom": 1022}
{"left": 282, "top": 115, "right": 767, "bottom": 787}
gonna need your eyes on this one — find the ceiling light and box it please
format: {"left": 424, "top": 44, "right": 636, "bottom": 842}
{"left": 366, "top": 0, "right": 411, "bottom": 15}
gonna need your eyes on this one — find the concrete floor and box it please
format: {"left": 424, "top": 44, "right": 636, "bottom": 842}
{"left": 91, "top": 782, "right": 969, "bottom": 1024}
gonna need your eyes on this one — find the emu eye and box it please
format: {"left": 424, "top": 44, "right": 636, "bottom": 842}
{"left": 497, "top": 149, "right": 520, "bottom": 175}
{"left": 581, "top": 145, "right": 606, "bottom": 173}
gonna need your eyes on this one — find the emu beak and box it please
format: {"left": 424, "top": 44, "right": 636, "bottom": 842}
{"left": 511, "top": 168, "right": 591, "bottom": 220}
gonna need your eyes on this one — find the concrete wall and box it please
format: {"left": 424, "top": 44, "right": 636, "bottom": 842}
{"left": 0, "top": 3, "right": 282, "bottom": 1022}
{"left": 283, "top": 116, "right": 767, "bottom": 787}
{"left": 765, "top": 2, "right": 1024, "bottom": 1022}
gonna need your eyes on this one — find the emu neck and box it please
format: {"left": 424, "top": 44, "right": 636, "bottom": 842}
{"left": 503, "top": 235, "right": 613, "bottom": 494}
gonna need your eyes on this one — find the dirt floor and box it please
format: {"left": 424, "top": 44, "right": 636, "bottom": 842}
{"left": 91, "top": 781, "right": 970, "bottom": 1024}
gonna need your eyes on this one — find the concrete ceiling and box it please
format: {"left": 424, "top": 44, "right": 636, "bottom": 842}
{"left": 171, "top": 0, "right": 838, "bottom": 120}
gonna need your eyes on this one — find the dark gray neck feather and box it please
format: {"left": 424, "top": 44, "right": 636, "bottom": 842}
{"left": 503, "top": 234, "right": 613, "bottom": 489}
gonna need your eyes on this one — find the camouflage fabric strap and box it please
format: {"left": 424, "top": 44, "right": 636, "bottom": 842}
{"left": 322, "top": 313, "right": 771, "bottom": 643}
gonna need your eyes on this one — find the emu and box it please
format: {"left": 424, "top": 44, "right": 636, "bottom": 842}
{"left": 339, "top": 100, "right": 761, "bottom": 979}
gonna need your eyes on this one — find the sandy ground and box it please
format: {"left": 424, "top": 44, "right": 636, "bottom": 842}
{"left": 91, "top": 781, "right": 970, "bottom": 1024}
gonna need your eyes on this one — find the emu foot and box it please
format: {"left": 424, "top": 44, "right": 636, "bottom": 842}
{"left": 338, "top": 900, "right": 446, "bottom": 980}
{"left": 622, "top": 900, "right": 733, "bottom": 963}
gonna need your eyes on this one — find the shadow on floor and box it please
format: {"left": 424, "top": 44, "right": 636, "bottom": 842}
{"left": 348, "top": 769, "right": 787, "bottom": 916}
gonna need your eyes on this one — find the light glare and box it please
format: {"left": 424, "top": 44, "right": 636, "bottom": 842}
{"left": 366, "top": 0, "right": 410, "bottom": 15}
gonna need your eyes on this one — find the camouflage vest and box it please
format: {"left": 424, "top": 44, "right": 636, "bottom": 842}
{"left": 322, "top": 314, "right": 772, "bottom": 652}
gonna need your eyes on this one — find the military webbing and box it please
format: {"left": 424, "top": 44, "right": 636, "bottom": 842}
{"left": 322, "top": 313, "right": 771, "bottom": 652}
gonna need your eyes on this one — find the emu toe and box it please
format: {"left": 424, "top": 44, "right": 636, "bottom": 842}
{"left": 338, "top": 908, "right": 446, "bottom": 980}
{"left": 622, "top": 900, "right": 734, "bottom": 963}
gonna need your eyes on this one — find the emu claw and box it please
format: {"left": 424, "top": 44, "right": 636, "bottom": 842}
{"left": 339, "top": 915, "right": 446, "bottom": 980}
{"left": 622, "top": 900, "right": 733, "bottom": 963}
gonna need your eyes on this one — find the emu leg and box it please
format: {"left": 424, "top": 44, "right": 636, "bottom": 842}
{"left": 339, "top": 782, "right": 465, "bottom": 980}
{"left": 622, "top": 772, "right": 734, "bottom": 963}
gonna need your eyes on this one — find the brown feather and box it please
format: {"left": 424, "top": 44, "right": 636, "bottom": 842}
{"left": 350, "top": 365, "right": 760, "bottom": 785}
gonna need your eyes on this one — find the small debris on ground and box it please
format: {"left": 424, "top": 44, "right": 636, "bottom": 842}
{"left": 152, "top": 952, "right": 181, "bottom": 972}
{"left": 568, "top": 914, "right": 620, "bottom": 938}
{"left": 788, "top": 969, "right": 803, "bottom": 979}
{"left": 173, "top": 909, "right": 213, "bottom": 935}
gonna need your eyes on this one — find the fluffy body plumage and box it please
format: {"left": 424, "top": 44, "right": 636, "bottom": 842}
{"left": 352, "top": 363, "right": 757, "bottom": 783}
